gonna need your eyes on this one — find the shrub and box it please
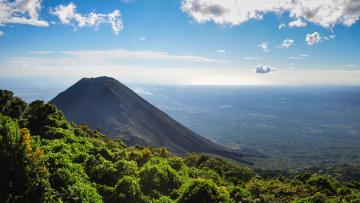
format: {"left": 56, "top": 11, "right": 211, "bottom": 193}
{"left": 0, "top": 115, "right": 25, "bottom": 201}
{"left": 0, "top": 90, "right": 27, "bottom": 120}
{"left": 115, "top": 159, "right": 138, "bottom": 178}
{"left": 115, "top": 176, "right": 143, "bottom": 203}
{"left": 90, "top": 160, "right": 118, "bottom": 186}
{"left": 178, "top": 179, "right": 229, "bottom": 203}
{"left": 307, "top": 175, "right": 336, "bottom": 195}
{"left": 230, "top": 186, "right": 251, "bottom": 202}
{"left": 139, "top": 159, "right": 182, "bottom": 197}
{"left": 67, "top": 181, "right": 102, "bottom": 203}
{"left": 154, "top": 195, "right": 176, "bottom": 203}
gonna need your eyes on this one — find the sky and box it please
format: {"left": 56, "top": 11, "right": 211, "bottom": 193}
{"left": 0, "top": 0, "right": 360, "bottom": 85}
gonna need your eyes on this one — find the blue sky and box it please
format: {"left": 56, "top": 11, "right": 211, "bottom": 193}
{"left": 1, "top": 0, "right": 360, "bottom": 85}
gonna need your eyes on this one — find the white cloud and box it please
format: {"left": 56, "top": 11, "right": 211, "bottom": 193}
{"left": 181, "top": 0, "right": 360, "bottom": 28}
{"left": 50, "top": 3, "right": 123, "bottom": 34}
{"left": 0, "top": 31, "right": 3, "bottom": 36}
{"left": 244, "top": 57, "right": 262, "bottom": 60}
{"left": 324, "top": 35, "right": 336, "bottom": 40}
{"left": 28, "top": 50, "right": 54, "bottom": 55}
{"left": 139, "top": 36, "right": 146, "bottom": 41}
{"left": 121, "top": 0, "right": 136, "bottom": 4}
{"left": 281, "top": 39, "right": 294, "bottom": 49}
{"left": 6, "top": 49, "right": 225, "bottom": 69}
{"left": 133, "top": 87, "right": 155, "bottom": 96}
{"left": 278, "top": 23, "right": 286, "bottom": 29}
{"left": 61, "top": 49, "right": 225, "bottom": 63}
{"left": 346, "top": 64, "right": 357, "bottom": 68}
{"left": 255, "top": 64, "right": 277, "bottom": 74}
{"left": 217, "top": 49, "right": 226, "bottom": 53}
{"left": 289, "top": 54, "right": 308, "bottom": 60}
{"left": 306, "top": 32, "right": 321, "bottom": 46}
{"left": 0, "top": 0, "right": 48, "bottom": 27}
{"left": 288, "top": 18, "right": 307, "bottom": 27}
{"left": 258, "top": 42, "right": 269, "bottom": 52}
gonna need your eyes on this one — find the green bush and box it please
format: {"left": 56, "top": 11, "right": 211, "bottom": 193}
{"left": 115, "top": 176, "right": 143, "bottom": 203}
{"left": 0, "top": 114, "right": 22, "bottom": 149}
{"left": 0, "top": 90, "right": 27, "bottom": 120}
{"left": 230, "top": 186, "right": 251, "bottom": 202}
{"left": 293, "top": 192, "right": 328, "bottom": 203}
{"left": 178, "top": 179, "right": 229, "bottom": 203}
{"left": 139, "top": 158, "right": 182, "bottom": 197}
{"left": 115, "top": 159, "right": 138, "bottom": 178}
{"left": 0, "top": 115, "right": 25, "bottom": 201}
{"left": 307, "top": 175, "right": 337, "bottom": 195}
{"left": 88, "top": 160, "right": 118, "bottom": 186}
{"left": 188, "top": 167, "right": 224, "bottom": 185}
{"left": 67, "top": 181, "right": 102, "bottom": 203}
{"left": 154, "top": 195, "right": 176, "bottom": 203}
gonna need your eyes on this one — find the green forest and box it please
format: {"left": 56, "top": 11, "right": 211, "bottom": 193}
{"left": 1, "top": 89, "right": 360, "bottom": 203}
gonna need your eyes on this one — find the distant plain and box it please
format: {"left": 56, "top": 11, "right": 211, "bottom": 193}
{"left": 130, "top": 85, "right": 360, "bottom": 169}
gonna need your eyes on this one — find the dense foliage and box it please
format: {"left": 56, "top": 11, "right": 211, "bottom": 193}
{"left": 1, "top": 89, "right": 360, "bottom": 203}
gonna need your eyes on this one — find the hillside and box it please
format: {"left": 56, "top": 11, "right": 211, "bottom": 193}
{"left": 49, "top": 77, "right": 248, "bottom": 163}
{"left": 1, "top": 89, "right": 360, "bottom": 202}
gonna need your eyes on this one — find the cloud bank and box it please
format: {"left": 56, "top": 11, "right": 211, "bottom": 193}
{"left": 181, "top": 0, "right": 360, "bottom": 28}
{"left": 50, "top": 3, "right": 123, "bottom": 34}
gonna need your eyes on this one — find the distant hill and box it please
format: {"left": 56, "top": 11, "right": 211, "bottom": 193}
{"left": 50, "top": 76, "right": 248, "bottom": 163}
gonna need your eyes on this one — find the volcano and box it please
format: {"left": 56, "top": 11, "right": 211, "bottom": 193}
{"left": 50, "top": 76, "right": 249, "bottom": 163}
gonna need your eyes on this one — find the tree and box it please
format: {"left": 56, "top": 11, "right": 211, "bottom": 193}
{"left": 67, "top": 182, "right": 103, "bottom": 203}
{"left": 307, "top": 175, "right": 337, "bottom": 195}
{"left": 139, "top": 159, "right": 182, "bottom": 197}
{"left": 27, "top": 100, "right": 70, "bottom": 138}
{"left": 0, "top": 90, "right": 27, "bottom": 120}
{"left": 115, "top": 159, "right": 138, "bottom": 178}
{"left": 20, "top": 128, "right": 58, "bottom": 202}
{"left": 230, "top": 186, "right": 251, "bottom": 203}
{"left": 115, "top": 176, "right": 143, "bottom": 203}
{"left": 0, "top": 115, "right": 25, "bottom": 202}
{"left": 178, "top": 179, "right": 229, "bottom": 203}
{"left": 89, "top": 160, "right": 118, "bottom": 186}
{"left": 154, "top": 195, "right": 175, "bottom": 203}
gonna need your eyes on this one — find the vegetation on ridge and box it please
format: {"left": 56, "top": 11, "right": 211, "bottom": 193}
{"left": 1, "top": 89, "right": 360, "bottom": 203}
